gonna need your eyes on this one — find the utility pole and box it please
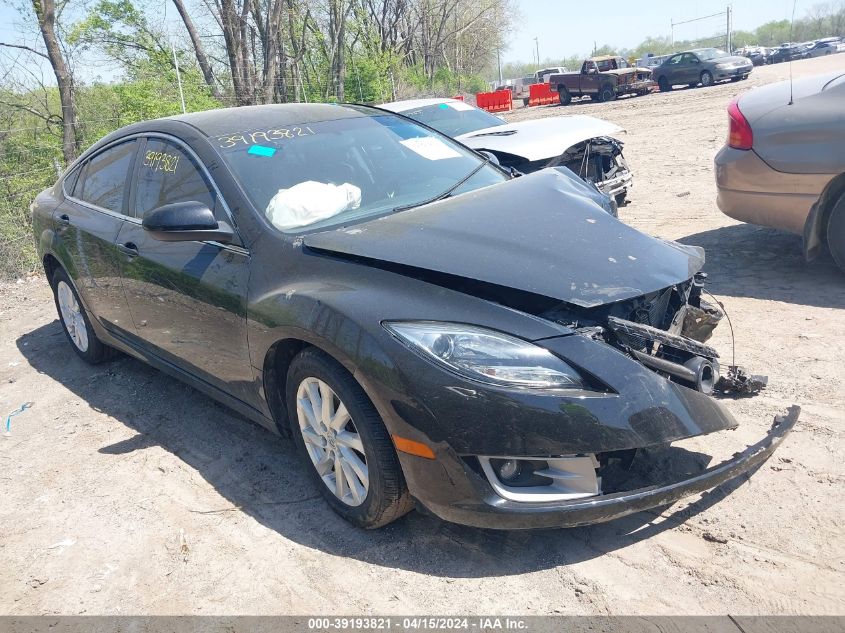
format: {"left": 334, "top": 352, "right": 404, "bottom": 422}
{"left": 497, "top": 47, "right": 503, "bottom": 84}
{"left": 726, "top": 5, "right": 732, "bottom": 52}
{"left": 534, "top": 37, "right": 539, "bottom": 70}
{"left": 670, "top": 18, "right": 675, "bottom": 48}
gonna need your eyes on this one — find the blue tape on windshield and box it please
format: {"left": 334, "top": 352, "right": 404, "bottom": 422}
{"left": 248, "top": 144, "right": 276, "bottom": 157}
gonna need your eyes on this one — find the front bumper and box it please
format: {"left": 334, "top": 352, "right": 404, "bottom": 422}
{"left": 618, "top": 78, "right": 655, "bottom": 94}
{"left": 715, "top": 65, "right": 752, "bottom": 80}
{"left": 401, "top": 406, "right": 799, "bottom": 529}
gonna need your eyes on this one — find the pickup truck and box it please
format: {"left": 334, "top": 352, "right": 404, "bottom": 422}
{"left": 548, "top": 56, "right": 654, "bottom": 105}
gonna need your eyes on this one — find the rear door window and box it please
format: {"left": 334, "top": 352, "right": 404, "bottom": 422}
{"left": 134, "top": 138, "right": 216, "bottom": 219}
{"left": 76, "top": 140, "right": 137, "bottom": 213}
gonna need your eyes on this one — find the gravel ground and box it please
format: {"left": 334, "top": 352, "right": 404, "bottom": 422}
{"left": 1, "top": 55, "right": 844, "bottom": 616}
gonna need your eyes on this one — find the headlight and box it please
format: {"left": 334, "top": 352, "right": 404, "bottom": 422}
{"left": 716, "top": 62, "right": 730, "bottom": 69}
{"left": 384, "top": 321, "right": 586, "bottom": 389}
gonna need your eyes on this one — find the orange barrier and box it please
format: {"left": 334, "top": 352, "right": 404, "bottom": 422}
{"left": 475, "top": 90, "right": 513, "bottom": 113}
{"left": 452, "top": 95, "right": 465, "bottom": 101}
{"left": 528, "top": 83, "right": 556, "bottom": 106}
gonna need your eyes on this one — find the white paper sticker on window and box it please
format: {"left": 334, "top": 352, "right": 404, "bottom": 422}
{"left": 400, "top": 136, "right": 462, "bottom": 161}
{"left": 447, "top": 100, "right": 475, "bottom": 111}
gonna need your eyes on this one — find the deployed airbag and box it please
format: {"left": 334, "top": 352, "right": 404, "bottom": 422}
{"left": 266, "top": 181, "right": 361, "bottom": 230}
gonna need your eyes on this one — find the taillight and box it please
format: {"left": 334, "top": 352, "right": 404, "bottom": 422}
{"left": 727, "top": 98, "right": 753, "bottom": 150}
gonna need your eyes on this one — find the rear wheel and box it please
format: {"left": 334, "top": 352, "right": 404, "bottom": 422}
{"left": 558, "top": 86, "right": 571, "bottom": 105}
{"left": 700, "top": 70, "right": 714, "bottom": 87}
{"left": 522, "top": 97, "right": 529, "bottom": 107}
{"left": 286, "top": 347, "right": 413, "bottom": 528}
{"left": 658, "top": 76, "right": 671, "bottom": 92}
{"left": 597, "top": 84, "right": 616, "bottom": 102}
{"left": 50, "top": 267, "right": 113, "bottom": 364}
{"left": 826, "top": 194, "right": 845, "bottom": 272}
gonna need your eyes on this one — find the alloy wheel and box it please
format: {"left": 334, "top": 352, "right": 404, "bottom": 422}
{"left": 295, "top": 377, "right": 369, "bottom": 506}
{"left": 57, "top": 280, "right": 89, "bottom": 352}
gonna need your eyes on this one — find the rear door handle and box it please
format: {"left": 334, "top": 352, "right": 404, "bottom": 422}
{"left": 117, "top": 242, "right": 139, "bottom": 256}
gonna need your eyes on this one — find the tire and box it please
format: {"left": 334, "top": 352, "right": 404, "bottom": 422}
{"left": 522, "top": 97, "right": 529, "bottom": 107}
{"left": 285, "top": 347, "right": 413, "bottom": 528}
{"left": 826, "top": 194, "right": 845, "bottom": 272}
{"left": 598, "top": 84, "right": 616, "bottom": 102}
{"left": 658, "top": 76, "right": 671, "bottom": 92}
{"left": 700, "top": 70, "right": 713, "bottom": 87}
{"left": 558, "top": 86, "right": 571, "bottom": 105}
{"left": 50, "top": 267, "right": 114, "bottom": 364}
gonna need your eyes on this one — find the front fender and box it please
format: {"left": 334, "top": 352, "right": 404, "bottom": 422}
{"left": 246, "top": 248, "right": 573, "bottom": 435}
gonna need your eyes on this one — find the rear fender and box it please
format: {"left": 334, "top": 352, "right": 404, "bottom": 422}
{"left": 803, "top": 172, "right": 845, "bottom": 260}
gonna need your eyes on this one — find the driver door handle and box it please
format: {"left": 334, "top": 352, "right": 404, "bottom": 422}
{"left": 117, "top": 242, "right": 139, "bottom": 256}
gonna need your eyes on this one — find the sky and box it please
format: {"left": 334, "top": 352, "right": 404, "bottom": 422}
{"left": 0, "top": 0, "right": 809, "bottom": 79}
{"left": 506, "top": 0, "right": 802, "bottom": 62}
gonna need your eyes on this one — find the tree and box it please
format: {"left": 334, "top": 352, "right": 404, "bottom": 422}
{"left": 1, "top": 0, "right": 81, "bottom": 163}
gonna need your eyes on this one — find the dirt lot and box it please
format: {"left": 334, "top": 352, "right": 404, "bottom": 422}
{"left": 1, "top": 55, "right": 844, "bottom": 616}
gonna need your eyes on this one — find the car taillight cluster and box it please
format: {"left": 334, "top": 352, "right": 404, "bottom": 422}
{"left": 727, "top": 98, "right": 753, "bottom": 150}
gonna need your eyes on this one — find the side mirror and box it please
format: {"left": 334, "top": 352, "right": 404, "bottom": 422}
{"left": 142, "top": 201, "right": 234, "bottom": 243}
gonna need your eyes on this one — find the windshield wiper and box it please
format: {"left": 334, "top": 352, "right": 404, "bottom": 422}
{"left": 392, "top": 156, "right": 490, "bottom": 213}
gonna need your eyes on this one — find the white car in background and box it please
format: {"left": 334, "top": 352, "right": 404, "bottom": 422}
{"left": 380, "top": 98, "right": 633, "bottom": 205}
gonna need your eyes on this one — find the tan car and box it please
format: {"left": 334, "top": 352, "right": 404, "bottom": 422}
{"left": 715, "top": 71, "right": 845, "bottom": 269}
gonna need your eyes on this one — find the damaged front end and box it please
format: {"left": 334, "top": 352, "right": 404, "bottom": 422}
{"left": 541, "top": 272, "right": 766, "bottom": 396}
{"left": 304, "top": 169, "right": 794, "bottom": 527}
{"left": 491, "top": 136, "right": 633, "bottom": 205}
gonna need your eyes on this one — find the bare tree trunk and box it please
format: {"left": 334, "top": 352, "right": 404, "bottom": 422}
{"left": 32, "top": 0, "right": 80, "bottom": 164}
{"left": 172, "top": 0, "right": 224, "bottom": 101}
{"left": 328, "top": 0, "right": 351, "bottom": 101}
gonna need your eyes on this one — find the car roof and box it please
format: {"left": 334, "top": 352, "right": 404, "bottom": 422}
{"left": 378, "top": 98, "right": 460, "bottom": 112}
{"left": 590, "top": 55, "right": 617, "bottom": 61}
{"left": 152, "top": 103, "right": 376, "bottom": 137}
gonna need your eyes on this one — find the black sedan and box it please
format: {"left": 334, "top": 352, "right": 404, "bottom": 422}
{"left": 31, "top": 104, "right": 797, "bottom": 529}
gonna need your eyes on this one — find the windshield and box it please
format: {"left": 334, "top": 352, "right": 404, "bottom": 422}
{"left": 697, "top": 48, "right": 728, "bottom": 60}
{"left": 398, "top": 102, "right": 506, "bottom": 137}
{"left": 215, "top": 112, "right": 506, "bottom": 233}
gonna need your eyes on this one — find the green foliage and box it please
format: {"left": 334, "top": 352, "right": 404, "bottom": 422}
{"left": 69, "top": 0, "right": 171, "bottom": 70}
{"left": 401, "top": 63, "right": 488, "bottom": 97}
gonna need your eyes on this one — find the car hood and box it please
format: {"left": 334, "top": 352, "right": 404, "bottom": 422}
{"left": 714, "top": 55, "right": 752, "bottom": 65}
{"left": 454, "top": 115, "right": 625, "bottom": 162}
{"left": 303, "top": 169, "right": 704, "bottom": 309}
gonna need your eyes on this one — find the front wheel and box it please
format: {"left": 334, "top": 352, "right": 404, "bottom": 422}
{"left": 286, "top": 348, "right": 413, "bottom": 528}
{"left": 597, "top": 84, "right": 616, "bottom": 102}
{"left": 826, "top": 194, "right": 845, "bottom": 272}
{"left": 51, "top": 267, "right": 114, "bottom": 364}
{"left": 558, "top": 86, "right": 572, "bottom": 105}
{"left": 700, "top": 70, "right": 714, "bottom": 87}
